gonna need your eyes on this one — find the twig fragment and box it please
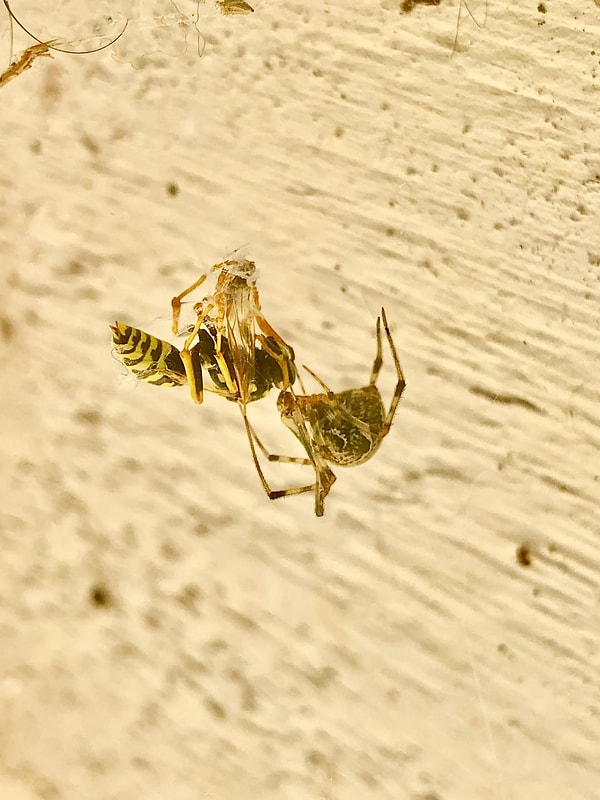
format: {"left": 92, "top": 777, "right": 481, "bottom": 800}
{"left": 0, "top": 41, "right": 54, "bottom": 89}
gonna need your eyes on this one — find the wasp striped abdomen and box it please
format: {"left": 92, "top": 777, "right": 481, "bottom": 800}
{"left": 110, "top": 322, "right": 187, "bottom": 387}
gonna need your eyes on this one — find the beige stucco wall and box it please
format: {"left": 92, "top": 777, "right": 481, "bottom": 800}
{"left": 1, "top": 2, "right": 599, "bottom": 798}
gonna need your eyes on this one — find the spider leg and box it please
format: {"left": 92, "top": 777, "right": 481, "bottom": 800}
{"left": 369, "top": 314, "right": 384, "bottom": 387}
{"left": 276, "top": 388, "right": 337, "bottom": 516}
{"left": 301, "top": 364, "right": 332, "bottom": 394}
{"left": 250, "top": 424, "right": 313, "bottom": 466}
{"left": 241, "top": 409, "right": 335, "bottom": 516}
{"left": 379, "top": 307, "right": 406, "bottom": 436}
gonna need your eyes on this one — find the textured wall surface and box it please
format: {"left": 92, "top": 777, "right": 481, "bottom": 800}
{"left": 1, "top": 1, "right": 599, "bottom": 798}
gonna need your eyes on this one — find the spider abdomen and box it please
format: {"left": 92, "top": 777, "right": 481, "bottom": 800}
{"left": 304, "top": 385, "right": 386, "bottom": 467}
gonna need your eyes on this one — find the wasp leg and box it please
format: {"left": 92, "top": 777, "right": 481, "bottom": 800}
{"left": 172, "top": 259, "right": 244, "bottom": 333}
{"left": 259, "top": 334, "right": 297, "bottom": 392}
{"left": 254, "top": 311, "right": 291, "bottom": 351}
{"left": 215, "top": 350, "right": 238, "bottom": 396}
{"left": 171, "top": 271, "right": 211, "bottom": 334}
{"left": 178, "top": 340, "right": 205, "bottom": 403}
{"left": 178, "top": 307, "right": 218, "bottom": 403}
{"left": 254, "top": 310, "right": 297, "bottom": 391}
{"left": 211, "top": 326, "right": 241, "bottom": 397}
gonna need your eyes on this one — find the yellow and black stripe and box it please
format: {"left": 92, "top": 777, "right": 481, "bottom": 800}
{"left": 110, "top": 322, "right": 188, "bottom": 387}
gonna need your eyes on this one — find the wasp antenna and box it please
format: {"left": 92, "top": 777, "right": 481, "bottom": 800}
{"left": 463, "top": 0, "right": 486, "bottom": 27}
{"left": 189, "top": 0, "right": 206, "bottom": 57}
{"left": 451, "top": 0, "right": 462, "bottom": 56}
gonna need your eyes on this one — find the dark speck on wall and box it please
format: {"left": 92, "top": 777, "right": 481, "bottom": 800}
{"left": 89, "top": 583, "right": 114, "bottom": 608}
{"left": 516, "top": 543, "right": 532, "bottom": 567}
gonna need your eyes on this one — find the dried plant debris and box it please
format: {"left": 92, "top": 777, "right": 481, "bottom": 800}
{"left": 516, "top": 543, "right": 533, "bottom": 567}
{"left": 451, "top": 0, "right": 487, "bottom": 52}
{"left": 401, "top": 0, "right": 441, "bottom": 13}
{"left": 0, "top": 40, "right": 53, "bottom": 88}
{"left": 216, "top": 0, "right": 254, "bottom": 14}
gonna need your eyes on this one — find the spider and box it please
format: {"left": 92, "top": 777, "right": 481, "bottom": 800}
{"left": 254, "top": 308, "right": 405, "bottom": 505}
{"left": 112, "top": 258, "right": 336, "bottom": 515}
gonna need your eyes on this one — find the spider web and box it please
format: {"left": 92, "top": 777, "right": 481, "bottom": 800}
{"left": 110, "top": 0, "right": 208, "bottom": 65}
{"left": 452, "top": 0, "right": 488, "bottom": 53}
{"left": 3, "top": 0, "right": 129, "bottom": 52}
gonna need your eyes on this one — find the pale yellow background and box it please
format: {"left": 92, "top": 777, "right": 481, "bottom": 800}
{"left": 1, "top": 2, "right": 599, "bottom": 799}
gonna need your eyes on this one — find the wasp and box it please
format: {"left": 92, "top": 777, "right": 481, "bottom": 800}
{"left": 254, "top": 308, "right": 406, "bottom": 502}
{"left": 110, "top": 317, "right": 293, "bottom": 400}
{"left": 111, "top": 258, "right": 336, "bottom": 515}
